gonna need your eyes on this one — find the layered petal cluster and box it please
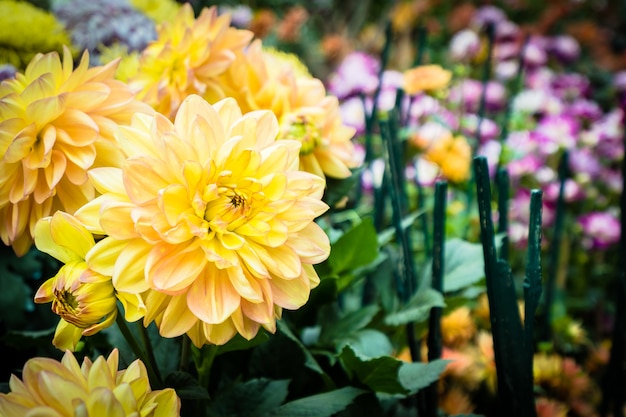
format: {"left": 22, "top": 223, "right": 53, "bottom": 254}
{"left": 402, "top": 64, "right": 452, "bottom": 96}
{"left": 34, "top": 211, "right": 145, "bottom": 351}
{"left": 0, "top": 349, "right": 180, "bottom": 416}
{"left": 0, "top": 47, "right": 153, "bottom": 256}
{"left": 217, "top": 41, "right": 360, "bottom": 179}
{"left": 77, "top": 95, "right": 330, "bottom": 346}
{"left": 128, "top": 4, "right": 253, "bottom": 118}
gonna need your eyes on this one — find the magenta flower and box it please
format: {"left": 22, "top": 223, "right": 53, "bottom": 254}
{"left": 544, "top": 179, "right": 586, "bottom": 203}
{"left": 548, "top": 35, "right": 581, "bottom": 64}
{"left": 449, "top": 79, "right": 506, "bottom": 113}
{"left": 578, "top": 212, "right": 621, "bottom": 249}
{"left": 327, "top": 51, "right": 380, "bottom": 100}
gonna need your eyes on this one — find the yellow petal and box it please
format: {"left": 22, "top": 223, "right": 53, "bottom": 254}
{"left": 187, "top": 268, "right": 240, "bottom": 324}
{"left": 159, "top": 294, "right": 197, "bottom": 337}
{"left": 146, "top": 242, "right": 206, "bottom": 293}
{"left": 52, "top": 320, "right": 84, "bottom": 351}
{"left": 112, "top": 239, "right": 152, "bottom": 293}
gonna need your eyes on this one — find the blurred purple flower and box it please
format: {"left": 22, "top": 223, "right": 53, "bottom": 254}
{"left": 472, "top": 5, "right": 507, "bottom": 28}
{"left": 476, "top": 139, "right": 502, "bottom": 176}
{"left": 594, "top": 109, "right": 624, "bottom": 161}
{"left": 578, "top": 212, "right": 620, "bottom": 249}
{"left": 461, "top": 114, "right": 500, "bottom": 142}
{"left": 339, "top": 97, "right": 367, "bottom": 135}
{"left": 566, "top": 99, "right": 603, "bottom": 123}
{"left": 54, "top": 0, "right": 156, "bottom": 65}
{"left": 522, "top": 39, "right": 548, "bottom": 68}
{"left": 494, "top": 20, "right": 520, "bottom": 43}
{"left": 449, "top": 29, "right": 481, "bottom": 62}
{"left": 550, "top": 73, "right": 591, "bottom": 101}
{"left": 449, "top": 79, "right": 506, "bottom": 113}
{"left": 548, "top": 35, "right": 580, "bottom": 64}
{"left": 569, "top": 148, "right": 602, "bottom": 180}
{"left": 509, "top": 188, "right": 556, "bottom": 245}
{"left": 544, "top": 179, "right": 585, "bottom": 203}
{"left": 532, "top": 114, "right": 580, "bottom": 153}
{"left": 219, "top": 5, "right": 253, "bottom": 28}
{"left": 327, "top": 51, "right": 380, "bottom": 100}
{"left": 495, "top": 60, "right": 519, "bottom": 81}
{"left": 0, "top": 64, "right": 17, "bottom": 81}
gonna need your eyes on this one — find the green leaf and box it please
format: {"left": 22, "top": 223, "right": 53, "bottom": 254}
{"left": 263, "top": 386, "right": 366, "bottom": 417}
{"left": 384, "top": 288, "right": 445, "bottom": 326}
{"left": 277, "top": 321, "right": 327, "bottom": 377}
{"left": 164, "top": 371, "right": 210, "bottom": 400}
{"left": 397, "top": 359, "right": 450, "bottom": 394}
{"left": 208, "top": 378, "right": 290, "bottom": 417}
{"left": 340, "top": 345, "right": 405, "bottom": 395}
{"left": 327, "top": 218, "right": 378, "bottom": 275}
{"left": 336, "top": 329, "right": 393, "bottom": 358}
{"left": 319, "top": 305, "right": 380, "bottom": 345}
{"left": 441, "top": 239, "right": 485, "bottom": 293}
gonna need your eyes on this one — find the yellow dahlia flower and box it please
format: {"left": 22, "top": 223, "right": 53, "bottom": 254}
{"left": 129, "top": 4, "right": 253, "bottom": 118}
{"left": 440, "top": 306, "right": 477, "bottom": 348}
{"left": 218, "top": 40, "right": 359, "bottom": 179}
{"left": 76, "top": 95, "right": 330, "bottom": 346}
{"left": 0, "top": 349, "right": 180, "bottom": 416}
{"left": 0, "top": 47, "right": 153, "bottom": 256}
{"left": 34, "top": 211, "right": 145, "bottom": 351}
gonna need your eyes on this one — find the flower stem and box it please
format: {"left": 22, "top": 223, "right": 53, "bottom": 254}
{"left": 192, "top": 344, "right": 219, "bottom": 390}
{"left": 137, "top": 322, "right": 162, "bottom": 384}
{"left": 115, "top": 312, "right": 163, "bottom": 388}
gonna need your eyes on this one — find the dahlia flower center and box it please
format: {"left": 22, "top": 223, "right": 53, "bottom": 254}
{"left": 281, "top": 114, "right": 322, "bottom": 156}
{"left": 203, "top": 186, "right": 251, "bottom": 232}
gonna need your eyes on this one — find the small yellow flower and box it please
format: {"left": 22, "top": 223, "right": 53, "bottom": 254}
{"left": 0, "top": 46, "right": 153, "bottom": 256}
{"left": 34, "top": 212, "right": 145, "bottom": 351}
{"left": 0, "top": 349, "right": 180, "bottom": 416}
{"left": 130, "top": 0, "right": 180, "bottom": 24}
{"left": 534, "top": 352, "right": 563, "bottom": 387}
{"left": 423, "top": 134, "right": 472, "bottom": 183}
{"left": 403, "top": 64, "right": 452, "bottom": 95}
{"left": 129, "top": 4, "right": 253, "bottom": 118}
{"left": 76, "top": 95, "right": 330, "bottom": 347}
{"left": 441, "top": 306, "right": 477, "bottom": 348}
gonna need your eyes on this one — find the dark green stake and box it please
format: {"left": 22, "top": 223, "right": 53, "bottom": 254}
{"left": 496, "top": 168, "right": 510, "bottom": 262}
{"left": 541, "top": 150, "right": 569, "bottom": 341}
{"left": 425, "top": 181, "right": 447, "bottom": 417}
{"left": 473, "top": 156, "right": 536, "bottom": 417}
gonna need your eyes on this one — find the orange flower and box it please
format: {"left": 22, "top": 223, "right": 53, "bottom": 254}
{"left": 403, "top": 64, "right": 452, "bottom": 95}
{"left": 0, "top": 47, "right": 152, "bottom": 256}
{"left": 423, "top": 134, "right": 472, "bottom": 183}
{"left": 129, "top": 4, "right": 253, "bottom": 118}
{"left": 441, "top": 306, "right": 477, "bottom": 348}
{"left": 76, "top": 95, "right": 330, "bottom": 346}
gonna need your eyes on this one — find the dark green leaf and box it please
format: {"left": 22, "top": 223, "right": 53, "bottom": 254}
{"left": 319, "top": 305, "right": 379, "bottom": 345}
{"left": 441, "top": 239, "right": 485, "bottom": 293}
{"left": 327, "top": 218, "right": 378, "bottom": 275}
{"left": 208, "top": 378, "right": 290, "bottom": 417}
{"left": 384, "top": 288, "right": 445, "bottom": 326}
{"left": 263, "top": 386, "right": 366, "bottom": 417}
{"left": 397, "top": 359, "right": 449, "bottom": 394}
{"left": 165, "top": 371, "right": 211, "bottom": 400}
{"left": 340, "top": 345, "right": 405, "bottom": 395}
{"left": 336, "top": 329, "right": 393, "bottom": 358}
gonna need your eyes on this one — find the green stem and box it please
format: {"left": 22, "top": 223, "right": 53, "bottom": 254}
{"left": 115, "top": 312, "right": 162, "bottom": 388}
{"left": 179, "top": 335, "right": 191, "bottom": 372}
{"left": 137, "top": 322, "right": 162, "bottom": 384}
{"left": 192, "top": 344, "right": 219, "bottom": 390}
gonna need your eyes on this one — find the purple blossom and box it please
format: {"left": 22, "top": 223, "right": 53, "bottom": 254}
{"left": 218, "top": 5, "right": 253, "bottom": 28}
{"left": 548, "top": 35, "right": 581, "bottom": 64}
{"left": 449, "top": 79, "right": 506, "bottom": 113}
{"left": 494, "top": 20, "right": 520, "bottom": 43}
{"left": 550, "top": 73, "right": 591, "bottom": 101}
{"left": 327, "top": 52, "right": 380, "bottom": 100}
{"left": 339, "top": 97, "right": 367, "bottom": 135}
{"left": 532, "top": 114, "right": 580, "bottom": 153}
{"left": 544, "top": 179, "right": 585, "bottom": 203}
{"left": 509, "top": 189, "right": 556, "bottom": 245}
{"left": 449, "top": 29, "right": 481, "bottom": 62}
{"left": 54, "top": 0, "right": 156, "bottom": 65}
{"left": 472, "top": 5, "right": 507, "bottom": 28}
{"left": 568, "top": 148, "right": 602, "bottom": 180}
{"left": 0, "top": 64, "right": 17, "bottom": 82}
{"left": 522, "top": 38, "right": 548, "bottom": 68}
{"left": 476, "top": 139, "right": 502, "bottom": 176}
{"left": 495, "top": 60, "right": 519, "bottom": 81}
{"left": 578, "top": 212, "right": 621, "bottom": 249}
{"left": 460, "top": 114, "right": 500, "bottom": 142}
{"left": 566, "top": 99, "right": 603, "bottom": 123}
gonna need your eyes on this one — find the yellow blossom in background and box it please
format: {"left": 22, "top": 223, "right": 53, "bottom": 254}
{"left": 0, "top": 0, "right": 73, "bottom": 69}
{"left": 424, "top": 134, "right": 472, "bottom": 183}
{"left": 218, "top": 40, "right": 360, "bottom": 179}
{"left": 403, "top": 64, "right": 452, "bottom": 95}
{"left": 439, "top": 386, "right": 475, "bottom": 415}
{"left": 99, "top": 44, "right": 142, "bottom": 82}
{"left": 129, "top": 4, "right": 253, "bottom": 118}
{"left": 76, "top": 95, "right": 330, "bottom": 347}
{"left": 33, "top": 212, "right": 145, "bottom": 351}
{"left": 0, "top": 47, "right": 153, "bottom": 256}
{"left": 130, "top": 0, "right": 181, "bottom": 24}
{"left": 0, "top": 349, "right": 180, "bottom": 416}
{"left": 534, "top": 352, "right": 564, "bottom": 388}
{"left": 441, "top": 306, "right": 477, "bottom": 348}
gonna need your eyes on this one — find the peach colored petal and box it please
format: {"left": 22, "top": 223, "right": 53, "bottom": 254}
{"left": 187, "top": 268, "right": 240, "bottom": 324}
{"left": 146, "top": 241, "right": 207, "bottom": 293}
